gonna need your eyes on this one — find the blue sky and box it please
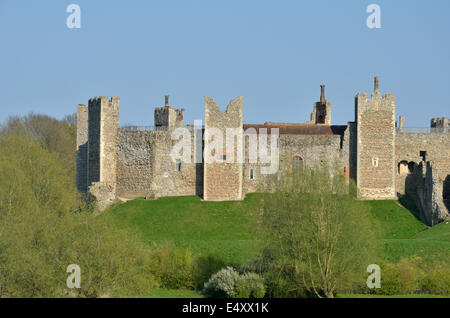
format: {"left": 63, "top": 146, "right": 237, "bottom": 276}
{"left": 0, "top": 0, "right": 449, "bottom": 126}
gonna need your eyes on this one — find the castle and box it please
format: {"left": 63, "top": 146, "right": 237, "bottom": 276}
{"left": 76, "top": 77, "right": 450, "bottom": 226}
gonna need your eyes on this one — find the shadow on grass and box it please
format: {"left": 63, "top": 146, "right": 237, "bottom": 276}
{"left": 397, "top": 193, "right": 424, "bottom": 223}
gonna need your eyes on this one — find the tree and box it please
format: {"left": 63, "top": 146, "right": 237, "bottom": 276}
{"left": 257, "top": 162, "right": 381, "bottom": 298}
{"left": 0, "top": 113, "right": 77, "bottom": 178}
{"left": 0, "top": 135, "right": 157, "bottom": 297}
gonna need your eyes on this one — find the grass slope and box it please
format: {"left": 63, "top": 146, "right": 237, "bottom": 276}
{"left": 104, "top": 194, "right": 449, "bottom": 266}
{"left": 105, "top": 194, "right": 262, "bottom": 264}
{"left": 364, "top": 200, "right": 450, "bottom": 263}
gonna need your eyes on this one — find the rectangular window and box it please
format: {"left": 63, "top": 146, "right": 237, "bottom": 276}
{"left": 249, "top": 168, "right": 254, "bottom": 180}
{"left": 176, "top": 159, "right": 181, "bottom": 172}
{"left": 220, "top": 154, "right": 227, "bottom": 161}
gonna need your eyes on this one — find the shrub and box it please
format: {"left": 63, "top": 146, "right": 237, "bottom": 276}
{"left": 234, "top": 272, "right": 265, "bottom": 298}
{"left": 421, "top": 263, "right": 450, "bottom": 295}
{"left": 240, "top": 257, "right": 274, "bottom": 275}
{"left": 151, "top": 242, "right": 194, "bottom": 289}
{"left": 203, "top": 267, "right": 240, "bottom": 298}
{"left": 192, "top": 255, "right": 227, "bottom": 290}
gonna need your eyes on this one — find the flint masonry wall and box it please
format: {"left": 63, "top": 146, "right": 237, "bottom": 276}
{"left": 150, "top": 128, "right": 200, "bottom": 197}
{"left": 395, "top": 132, "right": 450, "bottom": 193}
{"left": 87, "top": 96, "right": 120, "bottom": 210}
{"left": 394, "top": 132, "right": 450, "bottom": 224}
{"left": 204, "top": 96, "right": 243, "bottom": 201}
{"left": 116, "top": 127, "right": 201, "bottom": 198}
{"left": 88, "top": 98, "right": 101, "bottom": 185}
{"left": 76, "top": 104, "right": 88, "bottom": 193}
{"left": 356, "top": 89, "right": 396, "bottom": 200}
{"left": 241, "top": 133, "right": 347, "bottom": 194}
{"left": 116, "top": 130, "right": 153, "bottom": 197}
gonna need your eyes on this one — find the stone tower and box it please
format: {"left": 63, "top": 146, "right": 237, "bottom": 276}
{"left": 76, "top": 104, "right": 88, "bottom": 193}
{"left": 86, "top": 96, "right": 120, "bottom": 207}
{"left": 154, "top": 95, "right": 185, "bottom": 128}
{"left": 355, "top": 76, "right": 396, "bottom": 199}
{"left": 310, "top": 85, "right": 331, "bottom": 124}
{"left": 203, "top": 96, "right": 243, "bottom": 201}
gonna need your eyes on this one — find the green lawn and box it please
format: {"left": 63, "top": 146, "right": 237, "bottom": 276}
{"left": 105, "top": 194, "right": 263, "bottom": 265}
{"left": 104, "top": 194, "right": 450, "bottom": 266}
{"left": 103, "top": 193, "right": 449, "bottom": 298}
{"left": 364, "top": 200, "right": 450, "bottom": 263}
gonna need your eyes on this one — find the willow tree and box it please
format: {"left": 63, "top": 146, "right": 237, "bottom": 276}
{"left": 257, "top": 161, "right": 380, "bottom": 298}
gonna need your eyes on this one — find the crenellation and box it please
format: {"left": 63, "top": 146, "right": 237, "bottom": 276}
{"left": 75, "top": 77, "right": 450, "bottom": 224}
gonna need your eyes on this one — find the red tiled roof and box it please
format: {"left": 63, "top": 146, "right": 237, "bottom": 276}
{"left": 243, "top": 123, "right": 347, "bottom": 135}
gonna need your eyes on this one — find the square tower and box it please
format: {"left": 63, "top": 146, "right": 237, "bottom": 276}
{"left": 87, "top": 96, "right": 120, "bottom": 186}
{"left": 203, "top": 96, "right": 244, "bottom": 201}
{"left": 355, "top": 76, "right": 396, "bottom": 199}
{"left": 154, "top": 95, "right": 184, "bottom": 128}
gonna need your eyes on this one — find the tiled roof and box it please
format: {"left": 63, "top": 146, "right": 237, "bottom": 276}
{"left": 243, "top": 123, "right": 348, "bottom": 135}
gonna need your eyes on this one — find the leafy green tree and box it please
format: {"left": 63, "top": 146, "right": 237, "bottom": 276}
{"left": 0, "top": 113, "right": 76, "bottom": 179}
{"left": 0, "top": 135, "right": 157, "bottom": 297}
{"left": 257, "top": 162, "right": 381, "bottom": 298}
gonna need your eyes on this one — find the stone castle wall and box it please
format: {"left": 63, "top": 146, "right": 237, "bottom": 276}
{"left": 204, "top": 96, "right": 243, "bottom": 201}
{"left": 85, "top": 96, "right": 119, "bottom": 209}
{"left": 100, "top": 96, "right": 120, "bottom": 184}
{"left": 394, "top": 132, "right": 450, "bottom": 224}
{"left": 150, "top": 128, "right": 200, "bottom": 197}
{"left": 356, "top": 91, "right": 396, "bottom": 200}
{"left": 76, "top": 104, "right": 88, "bottom": 193}
{"left": 87, "top": 98, "right": 101, "bottom": 185}
{"left": 116, "top": 130, "right": 154, "bottom": 197}
{"left": 76, "top": 78, "right": 449, "bottom": 225}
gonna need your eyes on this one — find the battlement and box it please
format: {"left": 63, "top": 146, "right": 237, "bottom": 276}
{"left": 355, "top": 76, "right": 396, "bottom": 200}
{"left": 431, "top": 117, "right": 449, "bottom": 129}
{"left": 204, "top": 96, "right": 244, "bottom": 201}
{"left": 355, "top": 77, "right": 395, "bottom": 119}
{"left": 75, "top": 77, "right": 449, "bottom": 224}
{"left": 154, "top": 95, "right": 185, "bottom": 127}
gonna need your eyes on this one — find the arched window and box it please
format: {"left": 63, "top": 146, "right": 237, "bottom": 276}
{"left": 292, "top": 155, "right": 304, "bottom": 171}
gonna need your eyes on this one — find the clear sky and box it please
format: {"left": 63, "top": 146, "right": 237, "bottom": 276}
{"left": 0, "top": 0, "right": 449, "bottom": 127}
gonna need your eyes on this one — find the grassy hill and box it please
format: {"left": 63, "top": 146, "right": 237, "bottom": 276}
{"left": 104, "top": 194, "right": 262, "bottom": 265}
{"left": 103, "top": 194, "right": 449, "bottom": 266}
{"left": 365, "top": 200, "right": 450, "bottom": 264}
{"left": 102, "top": 194, "right": 449, "bottom": 298}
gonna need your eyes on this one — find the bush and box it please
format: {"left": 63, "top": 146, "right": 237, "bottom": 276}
{"left": 421, "top": 263, "right": 450, "bottom": 295}
{"left": 203, "top": 267, "right": 240, "bottom": 298}
{"left": 192, "top": 255, "right": 227, "bottom": 290}
{"left": 263, "top": 262, "right": 309, "bottom": 298}
{"left": 203, "top": 267, "right": 266, "bottom": 298}
{"left": 151, "top": 242, "right": 194, "bottom": 289}
{"left": 366, "top": 257, "right": 450, "bottom": 296}
{"left": 240, "top": 257, "right": 274, "bottom": 275}
{"left": 234, "top": 272, "right": 265, "bottom": 298}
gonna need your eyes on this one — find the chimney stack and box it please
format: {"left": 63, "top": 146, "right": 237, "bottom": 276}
{"left": 374, "top": 76, "right": 379, "bottom": 93}
{"left": 165, "top": 95, "right": 169, "bottom": 106}
{"left": 320, "top": 85, "right": 325, "bottom": 104}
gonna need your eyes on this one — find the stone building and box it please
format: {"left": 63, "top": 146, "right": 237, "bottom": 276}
{"left": 76, "top": 77, "right": 450, "bottom": 225}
